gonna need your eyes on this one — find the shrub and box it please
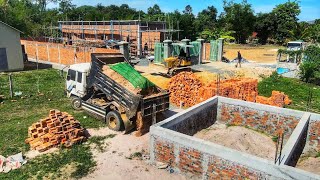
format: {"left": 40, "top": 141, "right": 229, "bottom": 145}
{"left": 299, "top": 45, "right": 320, "bottom": 84}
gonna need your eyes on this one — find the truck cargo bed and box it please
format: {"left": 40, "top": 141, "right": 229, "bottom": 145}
{"left": 87, "top": 53, "right": 169, "bottom": 120}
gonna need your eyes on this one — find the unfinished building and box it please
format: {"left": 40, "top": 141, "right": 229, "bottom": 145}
{"left": 58, "top": 20, "right": 179, "bottom": 56}
{"left": 150, "top": 96, "right": 320, "bottom": 179}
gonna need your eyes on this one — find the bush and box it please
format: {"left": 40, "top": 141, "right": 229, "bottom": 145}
{"left": 299, "top": 45, "right": 320, "bottom": 84}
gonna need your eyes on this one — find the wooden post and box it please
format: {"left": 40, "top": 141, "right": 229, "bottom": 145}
{"left": 47, "top": 44, "right": 50, "bottom": 62}
{"left": 36, "top": 43, "right": 39, "bottom": 59}
{"left": 9, "top": 74, "right": 13, "bottom": 98}
{"left": 152, "top": 104, "right": 156, "bottom": 125}
{"left": 58, "top": 45, "right": 61, "bottom": 64}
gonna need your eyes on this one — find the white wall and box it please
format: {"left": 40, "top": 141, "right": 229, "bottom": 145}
{"left": 0, "top": 23, "right": 23, "bottom": 71}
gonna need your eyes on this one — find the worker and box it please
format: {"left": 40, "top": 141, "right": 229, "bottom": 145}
{"left": 236, "top": 51, "right": 242, "bottom": 68}
{"left": 144, "top": 43, "right": 148, "bottom": 56}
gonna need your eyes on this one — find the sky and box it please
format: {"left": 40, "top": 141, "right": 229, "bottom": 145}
{"left": 48, "top": 0, "right": 320, "bottom": 21}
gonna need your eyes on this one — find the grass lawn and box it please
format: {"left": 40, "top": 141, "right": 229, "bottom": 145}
{"left": 258, "top": 73, "right": 320, "bottom": 113}
{"left": 0, "top": 68, "right": 106, "bottom": 179}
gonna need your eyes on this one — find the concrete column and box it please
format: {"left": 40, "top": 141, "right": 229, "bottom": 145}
{"left": 197, "top": 38, "right": 205, "bottom": 65}
{"left": 163, "top": 39, "right": 173, "bottom": 59}
{"left": 217, "top": 38, "right": 224, "bottom": 61}
{"left": 137, "top": 22, "right": 142, "bottom": 57}
{"left": 181, "top": 39, "right": 190, "bottom": 57}
{"left": 119, "top": 41, "right": 130, "bottom": 61}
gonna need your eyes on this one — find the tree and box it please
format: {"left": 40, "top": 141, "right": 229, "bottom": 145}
{"left": 59, "top": 0, "right": 74, "bottom": 14}
{"left": 179, "top": 5, "right": 196, "bottom": 40}
{"left": 183, "top": 5, "right": 192, "bottom": 15}
{"left": 271, "top": 1, "right": 300, "bottom": 44}
{"left": 299, "top": 46, "right": 320, "bottom": 84}
{"left": 255, "top": 12, "right": 276, "bottom": 44}
{"left": 194, "top": 6, "right": 217, "bottom": 33}
{"left": 147, "top": 4, "right": 164, "bottom": 21}
{"left": 221, "top": 0, "right": 255, "bottom": 43}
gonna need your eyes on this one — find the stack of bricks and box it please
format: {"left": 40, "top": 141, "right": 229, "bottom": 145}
{"left": 25, "top": 110, "right": 86, "bottom": 152}
{"left": 168, "top": 72, "right": 202, "bottom": 107}
{"left": 168, "top": 72, "right": 291, "bottom": 108}
{"left": 256, "top": 91, "right": 292, "bottom": 107}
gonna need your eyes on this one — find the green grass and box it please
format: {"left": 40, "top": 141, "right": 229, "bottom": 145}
{"left": 0, "top": 145, "right": 96, "bottom": 180}
{"left": 0, "top": 68, "right": 106, "bottom": 179}
{"left": 258, "top": 73, "right": 320, "bottom": 113}
{"left": 88, "top": 134, "right": 116, "bottom": 152}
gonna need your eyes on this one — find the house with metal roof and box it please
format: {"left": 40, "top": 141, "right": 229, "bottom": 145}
{"left": 0, "top": 21, "right": 24, "bottom": 72}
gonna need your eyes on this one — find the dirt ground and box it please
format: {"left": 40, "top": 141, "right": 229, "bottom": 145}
{"left": 224, "top": 45, "right": 281, "bottom": 63}
{"left": 82, "top": 127, "right": 186, "bottom": 180}
{"left": 136, "top": 59, "right": 275, "bottom": 90}
{"left": 296, "top": 157, "right": 320, "bottom": 175}
{"left": 193, "top": 123, "right": 276, "bottom": 160}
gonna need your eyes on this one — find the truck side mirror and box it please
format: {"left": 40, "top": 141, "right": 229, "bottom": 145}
{"left": 67, "top": 75, "right": 71, "bottom": 81}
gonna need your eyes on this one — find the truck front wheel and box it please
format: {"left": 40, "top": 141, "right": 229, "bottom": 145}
{"left": 106, "top": 111, "right": 124, "bottom": 131}
{"left": 71, "top": 96, "right": 82, "bottom": 110}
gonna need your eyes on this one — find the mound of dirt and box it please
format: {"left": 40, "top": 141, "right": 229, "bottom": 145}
{"left": 194, "top": 124, "right": 276, "bottom": 160}
{"left": 103, "top": 65, "right": 141, "bottom": 94}
{"left": 296, "top": 157, "right": 320, "bottom": 175}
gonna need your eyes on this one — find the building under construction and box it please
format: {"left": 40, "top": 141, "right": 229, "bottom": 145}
{"left": 58, "top": 20, "right": 180, "bottom": 57}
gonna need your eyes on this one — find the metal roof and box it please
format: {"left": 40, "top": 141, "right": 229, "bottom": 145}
{"left": 0, "top": 21, "right": 24, "bottom": 34}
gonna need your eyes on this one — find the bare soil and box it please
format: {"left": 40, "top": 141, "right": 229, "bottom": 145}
{"left": 296, "top": 157, "right": 320, "bottom": 175}
{"left": 82, "top": 127, "right": 186, "bottom": 180}
{"left": 224, "top": 45, "right": 281, "bottom": 63}
{"left": 194, "top": 123, "right": 276, "bottom": 160}
{"left": 102, "top": 65, "right": 141, "bottom": 94}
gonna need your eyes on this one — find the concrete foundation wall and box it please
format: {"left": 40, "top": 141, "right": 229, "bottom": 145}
{"left": 217, "top": 97, "right": 303, "bottom": 141}
{"left": 150, "top": 96, "right": 320, "bottom": 179}
{"left": 162, "top": 94, "right": 218, "bottom": 136}
{"left": 303, "top": 113, "right": 320, "bottom": 154}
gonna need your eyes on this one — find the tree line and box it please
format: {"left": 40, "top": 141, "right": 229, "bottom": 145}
{"left": 0, "top": 0, "right": 319, "bottom": 44}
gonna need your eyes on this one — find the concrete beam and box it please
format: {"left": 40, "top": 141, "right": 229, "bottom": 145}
{"left": 279, "top": 113, "right": 310, "bottom": 166}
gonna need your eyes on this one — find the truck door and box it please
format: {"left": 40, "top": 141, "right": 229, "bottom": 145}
{"left": 75, "top": 71, "right": 86, "bottom": 96}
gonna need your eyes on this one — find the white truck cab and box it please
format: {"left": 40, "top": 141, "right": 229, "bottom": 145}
{"left": 287, "top": 41, "right": 306, "bottom": 51}
{"left": 66, "top": 63, "right": 91, "bottom": 98}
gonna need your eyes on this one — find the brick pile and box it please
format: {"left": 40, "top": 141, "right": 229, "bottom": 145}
{"left": 25, "top": 110, "right": 86, "bottom": 152}
{"left": 256, "top": 91, "right": 292, "bottom": 107}
{"left": 199, "top": 78, "right": 258, "bottom": 103}
{"left": 168, "top": 72, "right": 202, "bottom": 107}
{"left": 168, "top": 72, "right": 291, "bottom": 108}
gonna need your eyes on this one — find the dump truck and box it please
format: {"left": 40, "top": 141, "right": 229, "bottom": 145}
{"left": 65, "top": 53, "right": 170, "bottom": 134}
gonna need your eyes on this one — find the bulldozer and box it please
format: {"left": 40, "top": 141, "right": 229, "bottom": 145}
{"left": 164, "top": 45, "right": 192, "bottom": 76}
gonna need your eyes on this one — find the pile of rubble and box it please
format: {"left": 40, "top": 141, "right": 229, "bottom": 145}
{"left": 168, "top": 72, "right": 291, "bottom": 108}
{"left": 25, "top": 110, "right": 86, "bottom": 152}
{"left": 256, "top": 91, "right": 291, "bottom": 107}
{"left": 199, "top": 78, "right": 258, "bottom": 102}
{"left": 168, "top": 72, "right": 202, "bottom": 107}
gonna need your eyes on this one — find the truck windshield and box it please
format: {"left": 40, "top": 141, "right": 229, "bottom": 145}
{"left": 287, "top": 43, "right": 301, "bottom": 48}
{"left": 68, "top": 69, "right": 76, "bottom": 81}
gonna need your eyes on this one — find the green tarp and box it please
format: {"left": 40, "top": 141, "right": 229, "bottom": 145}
{"left": 210, "top": 40, "right": 218, "bottom": 61}
{"left": 109, "top": 62, "right": 155, "bottom": 90}
{"left": 154, "top": 43, "right": 164, "bottom": 63}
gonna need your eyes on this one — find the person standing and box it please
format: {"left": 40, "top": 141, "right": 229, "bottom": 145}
{"left": 144, "top": 43, "right": 148, "bottom": 56}
{"left": 236, "top": 51, "right": 242, "bottom": 68}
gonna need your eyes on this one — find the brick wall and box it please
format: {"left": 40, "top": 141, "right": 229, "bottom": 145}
{"left": 206, "top": 156, "right": 263, "bottom": 179}
{"left": 203, "top": 43, "right": 210, "bottom": 61}
{"left": 307, "top": 119, "right": 320, "bottom": 151}
{"left": 154, "top": 140, "right": 175, "bottom": 165}
{"left": 219, "top": 102, "right": 300, "bottom": 140}
{"left": 151, "top": 135, "right": 270, "bottom": 179}
{"left": 151, "top": 97, "right": 319, "bottom": 179}
{"left": 21, "top": 40, "right": 119, "bottom": 65}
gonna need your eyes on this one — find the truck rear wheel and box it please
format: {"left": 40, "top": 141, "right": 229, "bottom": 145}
{"left": 71, "top": 96, "right": 82, "bottom": 110}
{"left": 106, "top": 111, "right": 124, "bottom": 131}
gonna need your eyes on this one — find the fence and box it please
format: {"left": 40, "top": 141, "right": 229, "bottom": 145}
{"left": 0, "top": 70, "right": 64, "bottom": 100}
{"left": 21, "top": 40, "right": 119, "bottom": 65}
